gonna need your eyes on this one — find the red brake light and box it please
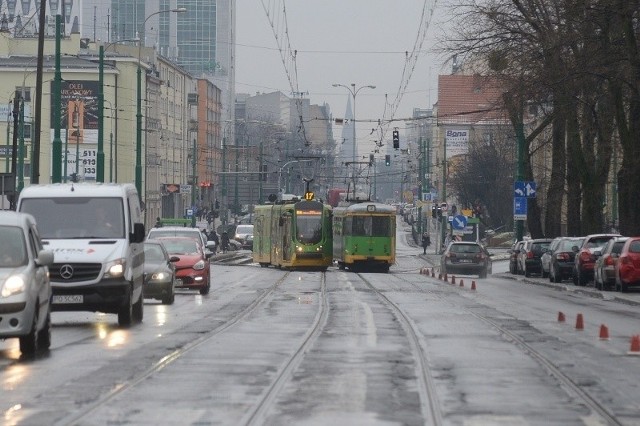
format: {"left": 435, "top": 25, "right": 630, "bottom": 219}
{"left": 557, "top": 253, "right": 569, "bottom": 261}
{"left": 579, "top": 250, "right": 592, "bottom": 263}
{"left": 527, "top": 251, "right": 534, "bottom": 259}
{"left": 604, "top": 256, "right": 615, "bottom": 266}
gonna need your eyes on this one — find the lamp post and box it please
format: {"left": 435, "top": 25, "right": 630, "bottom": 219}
{"left": 332, "top": 83, "right": 375, "bottom": 193}
{"left": 136, "top": 7, "right": 187, "bottom": 196}
{"left": 103, "top": 99, "right": 116, "bottom": 182}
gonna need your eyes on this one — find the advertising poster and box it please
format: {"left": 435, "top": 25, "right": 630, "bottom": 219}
{"left": 445, "top": 129, "right": 469, "bottom": 158}
{"left": 50, "top": 80, "right": 99, "bottom": 180}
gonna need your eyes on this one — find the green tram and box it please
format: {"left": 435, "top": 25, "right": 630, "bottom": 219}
{"left": 333, "top": 202, "right": 396, "bottom": 272}
{"left": 252, "top": 199, "right": 333, "bottom": 270}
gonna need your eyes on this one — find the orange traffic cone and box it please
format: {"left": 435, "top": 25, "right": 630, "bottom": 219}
{"left": 459, "top": 279, "right": 464, "bottom": 287}
{"left": 599, "top": 324, "right": 609, "bottom": 340}
{"left": 629, "top": 335, "right": 640, "bottom": 355}
{"left": 558, "top": 312, "right": 565, "bottom": 322}
{"left": 575, "top": 313, "right": 584, "bottom": 330}
{"left": 471, "top": 280, "right": 476, "bottom": 290}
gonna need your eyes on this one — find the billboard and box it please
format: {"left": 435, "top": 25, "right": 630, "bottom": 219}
{"left": 445, "top": 129, "right": 469, "bottom": 158}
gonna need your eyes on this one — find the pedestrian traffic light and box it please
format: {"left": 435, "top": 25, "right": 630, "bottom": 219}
{"left": 385, "top": 154, "right": 391, "bottom": 166}
{"left": 392, "top": 129, "right": 400, "bottom": 149}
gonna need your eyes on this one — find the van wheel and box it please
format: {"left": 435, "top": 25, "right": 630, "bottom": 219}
{"left": 118, "top": 291, "right": 133, "bottom": 327}
{"left": 132, "top": 292, "right": 144, "bottom": 323}
{"left": 37, "top": 309, "right": 52, "bottom": 350}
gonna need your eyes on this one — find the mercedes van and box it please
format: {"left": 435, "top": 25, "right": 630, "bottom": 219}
{"left": 17, "top": 183, "right": 146, "bottom": 327}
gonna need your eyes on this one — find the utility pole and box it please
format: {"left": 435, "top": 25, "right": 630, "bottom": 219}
{"left": 51, "top": 14, "right": 63, "bottom": 183}
{"left": 258, "top": 141, "right": 263, "bottom": 204}
{"left": 221, "top": 137, "right": 227, "bottom": 226}
{"left": 10, "top": 95, "right": 19, "bottom": 209}
{"left": 191, "top": 138, "right": 197, "bottom": 227}
{"left": 31, "top": 0, "right": 47, "bottom": 184}
{"left": 441, "top": 137, "right": 447, "bottom": 253}
{"left": 515, "top": 118, "right": 526, "bottom": 242}
{"left": 18, "top": 99, "right": 24, "bottom": 191}
{"left": 96, "top": 45, "right": 105, "bottom": 182}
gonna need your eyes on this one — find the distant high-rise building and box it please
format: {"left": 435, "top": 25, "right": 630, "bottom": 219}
{"left": 80, "top": 0, "right": 235, "bottom": 121}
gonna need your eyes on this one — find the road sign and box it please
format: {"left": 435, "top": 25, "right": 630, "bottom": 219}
{"left": 514, "top": 181, "right": 536, "bottom": 198}
{"left": 514, "top": 197, "right": 527, "bottom": 220}
{"left": 452, "top": 214, "right": 468, "bottom": 230}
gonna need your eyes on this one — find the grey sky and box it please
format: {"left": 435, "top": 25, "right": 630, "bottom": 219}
{"left": 236, "top": 1, "right": 450, "bottom": 151}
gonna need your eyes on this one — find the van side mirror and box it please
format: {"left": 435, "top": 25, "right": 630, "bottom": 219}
{"left": 131, "top": 223, "right": 145, "bottom": 243}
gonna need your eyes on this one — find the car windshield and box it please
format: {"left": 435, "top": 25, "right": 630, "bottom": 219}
{"left": 0, "top": 226, "right": 28, "bottom": 267}
{"left": 586, "top": 237, "right": 615, "bottom": 248}
{"left": 296, "top": 214, "right": 322, "bottom": 244}
{"left": 558, "top": 239, "right": 583, "bottom": 251}
{"left": 144, "top": 244, "right": 166, "bottom": 262}
{"left": 19, "top": 197, "right": 125, "bottom": 239}
{"left": 160, "top": 239, "right": 200, "bottom": 255}
{"left": 450, "top": 244, "right": 481, "bottom": 254}
{"left": 236, "top": 225, "right": 253, "bottom": 235}
{"left": 531, "top": 242, "right": 551, "bottom": 252}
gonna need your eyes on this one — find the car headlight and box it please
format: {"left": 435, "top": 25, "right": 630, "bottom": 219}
{"left": 150, "top": 272, "right": 168, "bottom": 281}
{"left": 1, "top": 275, "right": 25, "bottom": 298}
{"left": 104, "top": 259, "right": 125, "bottom": 278}
{"left": 193, "top": 260, "right": 206, "bottom": 270}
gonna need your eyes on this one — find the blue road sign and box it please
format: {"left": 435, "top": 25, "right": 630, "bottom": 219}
{"left": 514, "top": 181, "right": 537, "bottom": 198}
{"left": 452, "top": 214, "right": 468, "bottom": 230}
{"left": 514, "top": 197, "right": 527, "bottom": 220}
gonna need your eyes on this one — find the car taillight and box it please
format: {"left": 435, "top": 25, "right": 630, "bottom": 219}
{"left": 527, "top": 251, "right": 534, "bottom": 259}
{"left": 604, "top": 256, "right": 615, "bottom": 266}
{"left": 476, "top": 253, "right": 485, "bottom": 260}
{"left": 579, "top": 250, "right": 592, "bottom": 264}
{"left": 446, "top": 252, "right": 456, "bottom": 258}
{"left": 557, "top": 252, "right": 569, "bottom": 261}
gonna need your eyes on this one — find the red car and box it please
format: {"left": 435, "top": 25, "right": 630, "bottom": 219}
{"left": 156, "top": 237, "right": 212, "bottom": 295}
{"left": 572, "top": 234, "right": 620, "bottom": 286}
{"left": 615, "top": 237, "right": 640, "bottom": 293}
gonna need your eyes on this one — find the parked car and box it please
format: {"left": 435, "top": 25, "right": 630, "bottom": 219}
{"left": 541, "top": 237, "right": 563, "bottom": 278}
{"left": 594, "top": 237, "right": 628, "bottom": 291}
{"left": 549, "top": 237, "right": 584, "bottom": 283}
{"left": 143, "top": 240, "right": 179, "bottom": 305}
{"left": 234, "top": 224, "right": 254, "bottom": 249}
{"left": 614, "top": 236, "right": 640, "bottom": 293}
{"left": 509, "top": 241, "right": 526, "bottom": 274}
{"left": 156, "top": 237, "right": 212, "bottom": 295}
{"left": 0, "top": 211, "right": 54, "bottom": 355}
{"left": 573, "top": 234, "right": 621, "bottom": 286}
{"left": 440, "top": 241, "right": 492, "bottom": 278}
{"left": 518, "top": 238, "right": 553, "bottom": 277}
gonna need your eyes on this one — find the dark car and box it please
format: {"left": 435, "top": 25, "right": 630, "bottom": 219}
{"left": 573, "top": 234, "right": 621, "bottom": 286}
{"left": 440, "top": 241, "right": 492, "bottom": 278}
{"left": 158, "top": 237, "right": 212, "bottom": 295}
{"left": 509, "top": 241, "right": 525, "bottom": 274}
{"left": 549, "top": 237, "right": 584, "bottom": 283}
{"left": 541, "top": 237, "right": 563, "bottom": 278}
{"left": 614, "top": 237, "right": 640, "bottom": 293}
{"left": 594, "top": 237, "right": 628, "bottom": 291}
{"left": 143, "top": 240, "right": 179, "bottom": 305}
{"left": 519, "top": 238, "right": 553, "bottom": 277}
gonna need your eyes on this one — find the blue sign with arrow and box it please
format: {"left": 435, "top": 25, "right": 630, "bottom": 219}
{"left": 452, "top": 214, "right": 468, "bottom": 230}
{"left": 514, "top": 181, "right": 537, "bottom": 198}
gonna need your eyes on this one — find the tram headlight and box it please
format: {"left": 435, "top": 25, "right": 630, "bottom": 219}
{"left": 296, "top": 246, "right": 303, "bottom": 252}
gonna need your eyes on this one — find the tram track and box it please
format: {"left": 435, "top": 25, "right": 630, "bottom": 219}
{"left": 392, "top": 272, "right": 624, "bottom": 425}
{"left": 53, "top": 271, "right": 292, "bottom": 426}
{"left": 356, "top": 272, "right": 444, "bottom": 426}
{"left": 241, "top": 272, "right": 329, "bottom": 426}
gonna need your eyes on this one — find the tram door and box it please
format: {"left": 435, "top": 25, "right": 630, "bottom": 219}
{"left": 282, "top": 215, "right": 292, "bottom": 261}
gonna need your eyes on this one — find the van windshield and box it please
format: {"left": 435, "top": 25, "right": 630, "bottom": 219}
{"left": 20, "top": 197, "right": 125, "bottom": 239}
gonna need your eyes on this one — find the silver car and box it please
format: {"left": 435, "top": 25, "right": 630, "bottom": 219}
{"left": 0, "top": 211, "right": 54, "bottom": 355}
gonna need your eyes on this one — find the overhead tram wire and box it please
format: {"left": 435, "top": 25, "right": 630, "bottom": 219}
{"left": 260, "top": 0, "right": 311, "bottom": 147}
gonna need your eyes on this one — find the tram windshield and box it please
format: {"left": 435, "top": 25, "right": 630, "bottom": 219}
{"left": 296, "top": 213, "right": 323, "bottom": 244}
{"left": 349, "top": 216, "right": 392, "bottom": 237}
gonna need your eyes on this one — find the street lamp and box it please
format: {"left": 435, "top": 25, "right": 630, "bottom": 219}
{"left": 332, "top": 83, "right": 375, "bottom": 192}
{"left": 136, "top": 7, "right": 187, "bottom": 196}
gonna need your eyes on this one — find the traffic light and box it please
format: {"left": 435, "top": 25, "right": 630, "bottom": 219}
{"left": 385, "top": 154, "right": 391, "bottom": 166}
{"left": 392, "top": 129, "right": 400, "bottom": 149}
{"left": 369, "top": 154, "right": 374, "bottom": 165}
{"left": 431, "top": 205, "right": 437, "bottom": 218}
{"left": 437, "top": 205, "right": 442, "bottom": 218}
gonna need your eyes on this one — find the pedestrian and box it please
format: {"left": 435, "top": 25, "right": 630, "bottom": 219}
{"left": 421, "top": 232, "right": 431, "bottom": 254}
{"left": 209, "top": 229, "right": 220, "bottom": 254}
{"left": 220, "top": 231, "right": 230, "bottom": 253}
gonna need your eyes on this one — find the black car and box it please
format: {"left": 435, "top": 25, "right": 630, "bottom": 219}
{"left": 519, "top": 238, "right": 553, "bottom": 277}
{"left": 549, "top": 237, "right": 584, "bottom": 283}
{"left": 143, "top": 240, "right": 179, "bottom": 305}
{"left": 440, "top": 241, "right": 492, "bottom": 278}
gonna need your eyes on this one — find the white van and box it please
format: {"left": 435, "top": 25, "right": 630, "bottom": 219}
{"left": 17, "top": 183, "right": 146, "bottom": 327}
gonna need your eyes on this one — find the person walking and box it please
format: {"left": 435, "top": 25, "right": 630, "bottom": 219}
{"left": 421, "top": 232, "right": 431, "bottom": 254}
{"left": 220, "top": 231, "right": 230, "bottom": 253}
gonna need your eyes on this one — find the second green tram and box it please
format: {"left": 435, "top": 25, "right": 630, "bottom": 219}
{"left": 333, "top": 202, "right": 396, "bottom": 272}
{"left": 252, "top": 199, "right": 333, "bottom": 270}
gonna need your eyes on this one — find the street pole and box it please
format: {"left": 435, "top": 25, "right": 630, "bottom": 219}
{"left": 136, "top": 8, "right": 187, "bottom": 198}
{"left": 17, "top": 99, "right": 24, "bottom": 192}
{"left": 31, "top": 0, "right": 46, "bottom": 185}
{"left": 191, "top": 138, "right": 196, "bottom": 227}
{"left": 441, "top": 135, "right": 447, "bottom": 253}
{"left": 221, "top": 136, "right": 227, "bottom": 226}
{"left": 10, "top": 95, "right": 19, "bottom": 209}
{"left": 418, "top": 136, "right": 424, "bottom": 236}
{"left": 51, "top": 14, "right": 63, "bottom": 183}
{"left": 97, "top": 45, "right": 105, "bottom": 182}
{"left": 234, "top": 148, "right": 239, "bottom": 217}
{"left": 515, "top": 118, "right": 525, "bottom": 242}
{"left": 258, "top": 141, "right": 263, "bottom": 204}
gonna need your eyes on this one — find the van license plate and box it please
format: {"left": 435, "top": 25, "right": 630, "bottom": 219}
{"left": 53, "top": 295, "right": 83, "bottom": 304}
